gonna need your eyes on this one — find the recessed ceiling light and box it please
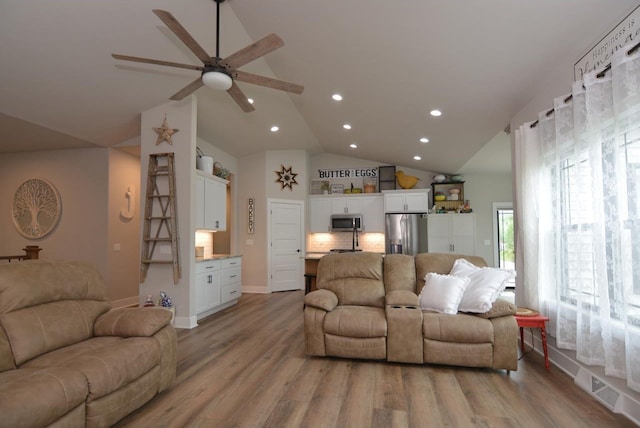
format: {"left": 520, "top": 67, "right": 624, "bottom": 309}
{"left": 413, "top": 155, "right": 422, "bottom": 160}
{"left": 343, "top": 124, "right": 352, "bottom": 130}
{"left": 270, "top": 126, "right": 279, "bottom": 132}
{"left": 430, "top": 109, "right": 442, "bottom": 117}
{"left": 332, "top": 94, "right": 343, "bottom": 101}
{"left": 419, "top": 137, "right": 429, "bottom": 143}
{"left": 247, "top": 98, "right": 254, "bottom": 104}
{"left": 350, "top": 143, "right": 357, "bottom": 149}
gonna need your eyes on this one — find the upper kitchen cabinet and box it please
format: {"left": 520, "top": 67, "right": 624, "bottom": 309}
{"left": 331, "top": 195, "right": 365, "bottom": 215}
{"left": 308, "top": 194, "right": 384, "bottom": 233}
{"left": 308, "top": 196, "right": 332, "bottom": 233}
{"left": 382, "top": 189, "right": 430, "bottom": 213}
{"left": 195, "top": 171, "right": 228, "bottom": 231}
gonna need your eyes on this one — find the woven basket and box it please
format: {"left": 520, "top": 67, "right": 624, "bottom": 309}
{"left": 516, "top": 307, "right": 539, "bottom": 317}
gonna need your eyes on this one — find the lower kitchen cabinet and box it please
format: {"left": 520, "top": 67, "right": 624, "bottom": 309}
{"left": 195, "top": 259, "right": 221, "bottom": 315}
{"left": 427, "top": 213, "right": 475, "bottom": 255}
{"left": 196, "top": 256, "right": 242, "bottom": 319}
{"left": 220, "top": 257, "right": 242, "bottom": 304}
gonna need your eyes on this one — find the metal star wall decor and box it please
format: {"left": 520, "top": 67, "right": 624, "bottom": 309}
{"left": 153, "top": 115, "right": 179, "bottom": 145}
{"left": 275, "top": 164, "right": 298, "bottom": 191}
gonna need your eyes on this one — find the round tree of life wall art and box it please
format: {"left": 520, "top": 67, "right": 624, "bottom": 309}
{"left": 12, "top": 178, "right": 61, "bottom": 239}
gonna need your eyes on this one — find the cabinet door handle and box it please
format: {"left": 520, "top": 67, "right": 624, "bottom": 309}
{"left": 229, "top": 274, "right": 237, "bottom": 278}
{"left": 208, "top": 274, "right": 212, "bottom": 284}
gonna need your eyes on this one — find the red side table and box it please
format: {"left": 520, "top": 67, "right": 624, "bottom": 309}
{"left": 514, "top": 313, "right": 550, "bottom": 370}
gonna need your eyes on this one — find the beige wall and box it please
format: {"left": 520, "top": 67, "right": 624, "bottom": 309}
{"left": 237, "top": 152, "right": 267, "bottom": 292}
{"left": 0, "top": 147, "right": 109, "bottom": 281}
{"left": 107, "top": 148, "right": 141, "bottom": 305}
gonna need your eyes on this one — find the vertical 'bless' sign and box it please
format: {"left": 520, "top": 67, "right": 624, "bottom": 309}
{"left": 318, "top": 168, "right": 378, "bottom": 179}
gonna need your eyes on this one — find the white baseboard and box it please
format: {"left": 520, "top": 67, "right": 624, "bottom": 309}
{"left": 174, "top": 315, "right": 197, "bottom": 329}
{"left": 242, "top": 285, "right": 270, "bottom": 294}
{"left": 523, "top": 332, "right": 640, "bottom": 425}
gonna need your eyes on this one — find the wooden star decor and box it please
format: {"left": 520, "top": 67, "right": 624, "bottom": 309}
{"left": 153, "top": 115, "right": 179, "bottom": 145}
{"left": 275, "top": 164, "right": 298, "bottom": 191}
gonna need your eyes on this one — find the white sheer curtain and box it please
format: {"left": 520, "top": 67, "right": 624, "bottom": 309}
{"left": 514, "top": 41, "right": 640, "bottom": 392}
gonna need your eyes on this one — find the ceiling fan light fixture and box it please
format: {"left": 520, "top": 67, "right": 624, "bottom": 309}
{"left": 202, "top": 70, "right": 233, "bottom": 90}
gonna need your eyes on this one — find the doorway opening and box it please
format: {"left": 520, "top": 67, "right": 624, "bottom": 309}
{"left": 493, "top": 202, "right": 515, "bottom": 288}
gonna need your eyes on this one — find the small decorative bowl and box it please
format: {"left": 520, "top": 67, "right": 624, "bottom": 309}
{"left": 433, "top": 174, "right": 446, "bottom": 183}
{"left": 449, "top": 189, "right": 460, "bottom": 194}
{"left": 434, "top": 195, "right": 446, "bottom": 201}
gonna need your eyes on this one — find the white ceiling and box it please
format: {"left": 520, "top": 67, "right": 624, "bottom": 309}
{"left": 1, "top": 0, "right": 637, "bottom": 174}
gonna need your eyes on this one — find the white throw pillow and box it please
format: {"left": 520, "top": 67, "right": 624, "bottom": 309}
{"left": 418, "top": 272, "right": 470, "bottom": 315}
{"left": 450, "top": 258, "right": 516, "bottom": 313}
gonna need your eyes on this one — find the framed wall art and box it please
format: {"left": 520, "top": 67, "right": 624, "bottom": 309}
{"left": 12, "top": 178, "right": 61, "bottom": 239}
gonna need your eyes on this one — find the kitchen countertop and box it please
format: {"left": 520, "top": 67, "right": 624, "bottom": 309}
{"left": 195, "top": 254, "right": 242, "bottom": 262}
{"left": 305, "top": 251, "right": 385, "bottom": 259}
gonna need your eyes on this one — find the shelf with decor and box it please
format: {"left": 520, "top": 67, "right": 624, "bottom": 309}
{"left": 431, "top": 181, "right": 465, "bottom": 211}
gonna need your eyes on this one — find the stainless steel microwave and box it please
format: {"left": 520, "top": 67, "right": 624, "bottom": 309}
{"left": 330, "top": 214, "right": 363, "bottom": 232}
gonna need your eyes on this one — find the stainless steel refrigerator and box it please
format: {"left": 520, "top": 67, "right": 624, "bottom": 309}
{"left": 385, "top": 213, "right": 428, "bottom": 255}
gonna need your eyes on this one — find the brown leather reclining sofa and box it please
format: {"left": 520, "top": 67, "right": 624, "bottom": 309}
{"left": 0, "top": 260, "right": 177, "bottom": 428}
{"left": 304, "top": 252, "right": 518, "bottom": 371}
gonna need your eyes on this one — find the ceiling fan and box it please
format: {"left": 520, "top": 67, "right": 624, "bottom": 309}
{"left": 112, "top": 0, "right": 303, "bottom": 112}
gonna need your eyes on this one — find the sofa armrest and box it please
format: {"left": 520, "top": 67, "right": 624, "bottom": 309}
{"left": 94, "top": 307, "right": 172, "bottom": 337}
{"left": 473, "top": 299, "right": 516, "bottom": 319}
{"left": 386, "top": 290, "right": 419, "bottom": 307}
{"left": 304, "top": 289, "right": 338, "bottom": 312}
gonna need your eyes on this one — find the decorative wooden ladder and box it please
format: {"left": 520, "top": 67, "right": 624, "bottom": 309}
{"left": 141, "top": 153, "right": 181, "bottom": 284}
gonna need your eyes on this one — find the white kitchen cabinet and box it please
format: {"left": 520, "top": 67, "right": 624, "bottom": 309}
{"left": 383, "top": 189, "right": 430, "bottom": 213}
{"left": 361, "top": 195, "right": 384, "bottom": 232}
{"left": 308, "top": 195, "right": 384, "bottom": 233}
{"left": 308, "top": 197, "right": 332, "bottom": 232}
{"left": 195, "top": 259, "right": 221, "bottom": 316}
{"left": 220, "top": 256, "right": 242, "bottom": 304}
{"left": 195, "top": 171, "right": 228, "bottom": 231}
{"left": 427, "top": 213, "right": 475, "bottom": 255}
{"left": 331, "top": 196, "right": 363, "bottom": 214}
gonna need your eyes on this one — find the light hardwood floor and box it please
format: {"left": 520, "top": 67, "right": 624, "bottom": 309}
{"left": 115, "top": 291, "right": 635, "bottom": 428}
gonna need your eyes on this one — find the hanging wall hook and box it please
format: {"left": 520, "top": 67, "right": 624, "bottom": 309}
{"left": 120, "top": 185, "right": 135, "bottom": 220}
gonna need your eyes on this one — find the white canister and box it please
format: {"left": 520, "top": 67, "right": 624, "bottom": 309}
{"left": 196, "top": 156, "right": 214, "bottom": 174}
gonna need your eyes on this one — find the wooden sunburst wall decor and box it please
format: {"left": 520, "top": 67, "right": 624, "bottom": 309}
{"left": 275, "top": 164, "right": 298, "bottom": 191}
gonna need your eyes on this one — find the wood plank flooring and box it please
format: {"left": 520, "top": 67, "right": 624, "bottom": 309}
{"left": 115, "top": 291, "right": 636, "bottom": 428}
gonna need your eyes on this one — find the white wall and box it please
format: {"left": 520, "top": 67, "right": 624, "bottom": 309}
{"left": 139, "top": 96, "right": 198, "bottom": 328}
{"left": 463, "top": 173, "right": 513, "bottom": 266}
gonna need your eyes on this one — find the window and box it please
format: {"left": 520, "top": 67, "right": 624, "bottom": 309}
{"left": 552, "top": 127, "right": 640, "bottom": 320}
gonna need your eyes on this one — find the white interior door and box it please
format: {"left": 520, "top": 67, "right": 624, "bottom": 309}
{"left": 268, "top": 199, "right": 304, "bottom": 292}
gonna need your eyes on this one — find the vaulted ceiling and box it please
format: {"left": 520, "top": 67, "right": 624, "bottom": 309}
{"left": 1, "top": 0, "right": 637, "bottom": 174}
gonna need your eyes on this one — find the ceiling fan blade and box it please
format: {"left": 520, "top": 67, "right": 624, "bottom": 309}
{"left": 169, "top": 77, "right": 204, "bottom": 101}
{"left": 232, "top": 70, "right": 304, "bottom": 95}
{"left": 112, "top": 54, "right": 204, "bottom": 71}
{"left": 153, "top": 9, "right": 212, "bottom": 65}
{"left": 227, "top": 82, "right": 255, "bottom": 113}
{"left": 220, "top": 33, "right": 284, "bottom": 71}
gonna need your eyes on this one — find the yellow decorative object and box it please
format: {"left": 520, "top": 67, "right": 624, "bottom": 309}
{"left": 395, "top": 170, "right": 421, "bottom": 189}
